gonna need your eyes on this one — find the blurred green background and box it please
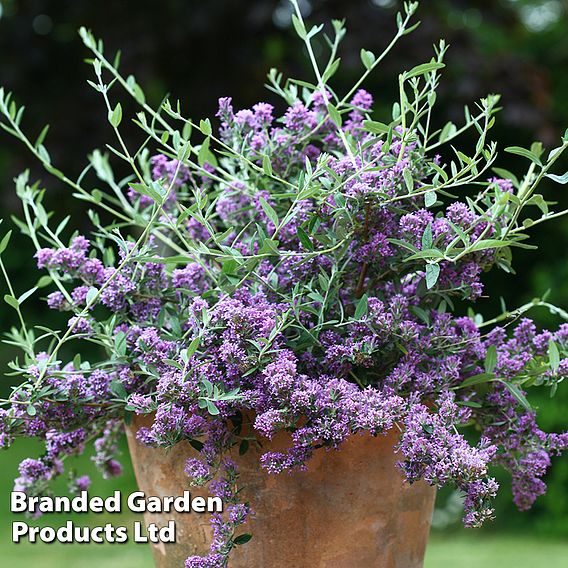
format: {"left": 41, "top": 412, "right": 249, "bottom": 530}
{"left": 1, "top": 0, "right": 568, "bottom": 566}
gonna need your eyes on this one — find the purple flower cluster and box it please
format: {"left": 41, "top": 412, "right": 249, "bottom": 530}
{"left": 3, "top": 71, "right": 568, "bottom": 568}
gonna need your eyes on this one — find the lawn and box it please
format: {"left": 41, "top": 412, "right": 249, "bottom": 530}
{"left": 425, "top": 534, "right": 568, "bottom": 568}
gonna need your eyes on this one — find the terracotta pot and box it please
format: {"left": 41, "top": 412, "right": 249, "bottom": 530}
{"left": 126, "top": 414, "right": 436, "bottom": 568}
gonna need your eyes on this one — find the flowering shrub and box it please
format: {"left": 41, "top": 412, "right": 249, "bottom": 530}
{"left": 1, "top": 1, "right": 568, "bottom": 566}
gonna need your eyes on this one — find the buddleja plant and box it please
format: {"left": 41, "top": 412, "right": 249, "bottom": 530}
{"left": 2, "top": 1, "right": 568, "bottom": 565}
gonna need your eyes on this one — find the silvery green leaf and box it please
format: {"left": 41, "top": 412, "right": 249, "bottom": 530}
{"left": 484, "top": 345, "right": 497, "bottom": 374}
{"left": 108, "top": 103, "right": 122, "bottom": 127}
{"left": 86, "top": 287, "right": 98, "bottom": 305}
{"left": 17, "top": 287, "right": 37, "bottom": 305}
{"left": 291, "top": 14, "right": 307, "bottom": 39}
{"left": 405, "top": 61, "right": 445, "bottom": 79}
{"left": 360, "top": 49, "right": 376, "bottom": 70}
{"left": 363, "top": 120, "right": 390, "bottom": 135}
{"left": 549, "top": 339, "right": 560, "bottom": 373}
{"left": 262, "top": 154, "right": 273, "bottom": 176}
{"left": 206, "top": 400, "right": 220, "bottom": 415}
{"left": 0, "top": 230, "right": 11, "bottom": 254}
{"left": 424, "top": 191, "right": 436, "bottom": 208}
{"left": 327, "top": 104, "right": 342, "bottom": 127}
{"left": 354, "top": 294, "right": 368, "bottom": 320}
{"left": 505, "top": 146, "right": 542, "bottom": 166}
{"left": 187, "top": 336, "right": 200, "bottom": 358}
{"left": 259, "top": 197, "right": 278, "bottom": 227}
{"left": 545, "top": 172, "right": 568, "bottom": 185}
{"left": 425, "top": 263, "right": 440, "bottom": 289}
{"left": 403, "top": 169, "right": 413, "bottom": 192}
{"left": 498, "top": 380, "right": 531, "bottom": 411}
{"left": 4, "top": 294, "right": 19, "bottom": 310}
{"left": 199, "top": 118, "right": 212, "bottom": 136}
{"left": 421, "top": 223, "right": 433, "bottom": 250}
{"left": 297, "top": 227, "right": 314, "bottom": 251}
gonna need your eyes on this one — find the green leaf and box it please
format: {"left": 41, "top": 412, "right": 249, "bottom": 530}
{"left": 430, "top": 162, "right": 448, "bottom": 182}
{"left": 233, "top": 533, "right": 253, "bottom": 546}
{"left": 132, "top": 83, "right": 146, "bottom": 105}
{"left": 456, "top": 373, "right": 495, "bottom": 389}
{"left": 4, "top": 294, "right": 19, "bottom": 310}
{"left": 18, "top": 287, "right": 37, "bottom": 305}
{"left": 467, "top": 239, "right": 515, "bottom": 253}
{"left": 0, "top": 230, "right": 12, "bottom": 254}
{"left": 206, "top": 400, "right": 220, "bottom": 416}
{"left": 109, "top": 380, "right": 127, "bottom": 399}
{"left": 484, "top": 345, "right": 497, "bottom": 374}
{"left": 421, "top": 223, "right": 433, "bottom": 250}
{"left": 129, "top": 182, "right": 163, "bottom": 204}
{"left": 322, "top": 58, "right": 341, "bottom": 82}
{"left": 545, "top": 172, "right": 568, "bottom": 185}
{"left": 404, "top": 248, "right": 445, "bottom": 262}
{"left": 457, "top": 401, "right": 482, "bottom": 408}
{"left": 26, "top": 404, "right": 37, "bottom": 417}
{"left": 114, "top": 331, "right": 127, "bottom": 357}
{"left": 362, "top": 120, "right": 390, "bottom": 135}
{"left": 197, "top": 137, "right": 210, "bottom": 166}
{"left": 291, "top": 14, "right": 307, "bottom": 39}
{"left": 258, "top": 238, "right": 279, "bottom": 256}
{"left": 73, "top": 353, "right": 82, "bottom": 370}
{"left": 259, "top": 197, "right": 279, "bottom": 227}
{"left": 86, "top": 287, "right": 98, "bottom": 306}
{"left": 202, "top": 379, "right": 214, "bottom": 397}
{"left": 424, "top": 191, "right": 437, "bottom": 208}
{"left": 199, "top": 118, "right": 212, "bottom": 136}
{"left": 498, "top": 380, "right": 531, "bottom": 411}
{"left": 354, "top": 294, "right": 368, "bottom": 320}
{"left": 405, "top": 61, "right": 445, "bottom": 79}
{"left": 438, "top": 122, "right": 457, "bottom": 144}
{"left": 360, "top": 49, "right": 376, "bottom": 70}
{"left": 164, "top": 359, "right": 183, "bottom": 370}
{"left": 108, "top": 103, "right": 123, "bottom": 128}
{"left": 36, "top": 275, "right": 53, "bottom": 288}
{"left": 262, "top": 154, "right": 273, "bottom": 176}
{"left": 297, "top": 226, "right": 314, "bottom": 251}
{"left": 186, "top": 336, "right": 201, "bottom": 358}
{"left": 492, "top": 168, "right": 519, "bottom": 188}
{"left": 333, "top": 193, "right": 346, "bottom": 208}
{"left": 549, "top": 339, "right": 560, "bottom": 373}
{"left": 388, "top": 238, "right": 420, "bottom": 254}
{"left": 327, "top": 104, "right": 342, "bottom": 127}
{"left": 197, "top": 136, "right": 217, "bottom": 167}
{"left": 34, "top": 124, "right": 50, "bottom": 149}
{"left": 403, "top": 169, "right": 413, "bottom": 192}
{"left": 505, "top": 146, "right": 543, "bottom": 166}
{"left": 425, "top": 263, "right": 440, "bottom": 289}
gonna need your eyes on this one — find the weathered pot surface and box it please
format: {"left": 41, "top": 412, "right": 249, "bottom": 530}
{"left": 125, "top": 414, "right": 436, "bottom": 568}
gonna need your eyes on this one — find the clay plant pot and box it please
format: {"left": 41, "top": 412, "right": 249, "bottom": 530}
{"left": 125, "top": 414, "right": 436, "bottom": 568}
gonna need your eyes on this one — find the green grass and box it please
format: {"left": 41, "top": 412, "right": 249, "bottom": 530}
{"left": 3, "top": 541, "right": 153, "bottom": 568}
{"left": 425, "top": 533, "right": 568, "bottom": 568}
